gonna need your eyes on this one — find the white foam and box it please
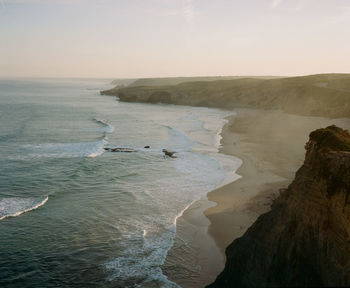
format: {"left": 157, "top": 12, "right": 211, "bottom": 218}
{"left": 22, "top": 138, "right": 107, "bottom": 159}
{"left": 142, "top": 229, "right": 148, "bottom": 237}
{"left": 165, "top": 125, "right": 195, "bottom": 152}
{"left": 103, "top": 106, "right": 241, "bottom": 286}
{"left": 173, "top": 110, "right": 241, "bottom": 188}
{"left": 173, "top": 200, "right": 197, "bottom": 227}
{"left": 208, "top": 152, "right": 243, "bottom": 188}
{"left": 105, "top": 226, "right": 180, "bottom": 287}
{"left": 215, "top": 118, "right": 228, "bottom": 149}
{"left": 92, "top": 118, "right": 115, "bottom": 133}
{"left": 0, "top": 196, "right": 48, "bottom": 221}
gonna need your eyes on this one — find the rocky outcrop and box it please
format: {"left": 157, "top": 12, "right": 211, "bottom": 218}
{"left": 207, "top": 125, "right": 350, "bottom": 287}
{"left": 162, "top": 149, "right": 176, "bottom": 158}
{"left": 104, "top": 147, "right": 136, "bottom": 152}
{"left": 101, "top": 74, "right": 350, "bottom": 118}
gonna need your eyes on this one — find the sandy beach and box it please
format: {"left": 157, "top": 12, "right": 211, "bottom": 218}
{"left": 163, "top": 108, "right": 350, "bottom": 287}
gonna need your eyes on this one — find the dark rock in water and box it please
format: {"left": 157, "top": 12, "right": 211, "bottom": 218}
{"left": 104, "top": 147, "right": 136, "bottom": 153}
{"left": 162, "top": 149, "right": 176, "bottom": 158}
{"left": 208, "top": 125, "right": 350, "bottom": 288}
{"left": 144, "top": 146, "right": 150, "bottom": 149}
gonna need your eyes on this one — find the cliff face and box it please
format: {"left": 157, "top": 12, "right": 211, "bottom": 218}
{"left": 101, "top": 74, "right": 350, "bottom": 118}
{"left": 208, "top": 125, "right": 350, "bottom": 287}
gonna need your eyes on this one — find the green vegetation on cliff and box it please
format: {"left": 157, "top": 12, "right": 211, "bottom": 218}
{"left": 128, "top": 76, "right": 282, "bottom": 87}
{"left": 101, "top": 73, "right": 350, "bottom": 118}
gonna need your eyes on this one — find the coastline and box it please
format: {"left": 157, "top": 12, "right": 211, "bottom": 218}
{"left": 164, "top": 108, "right": 350, "bottom": 287}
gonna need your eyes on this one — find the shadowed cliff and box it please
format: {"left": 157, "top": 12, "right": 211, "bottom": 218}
{"left": 207, "top": 125, "right": 350, "bottom": 287}
{"left": 101, "top": 74, "right": 350, "bottom": 118}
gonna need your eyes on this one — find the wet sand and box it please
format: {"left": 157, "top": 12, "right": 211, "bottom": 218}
{"left": 163, "top": 108, "right": 350, "bottom": 287}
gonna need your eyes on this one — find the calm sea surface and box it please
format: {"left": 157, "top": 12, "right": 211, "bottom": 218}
{"left": 0, "top": 78, "right": 240, "bottom": 287}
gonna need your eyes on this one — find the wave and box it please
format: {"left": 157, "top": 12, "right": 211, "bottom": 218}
{"left": 92, "top": 118, "right": 115, "bottom": 133}
{"left": 0, "top": 196, "right": 48, "bottom": 221}
{"left": 100, "top": 110, "right": 240, "bottom": 286}
{"left": 105, "top": 227, "right": 180, "bottom": 288}
{"left": 21, "top": 137, "right": 107, "bottom": 159}
{"left": 163, "top": 125, "right": 195, "bottom": 152}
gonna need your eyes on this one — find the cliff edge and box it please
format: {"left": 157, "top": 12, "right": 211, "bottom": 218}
{"left": 208, "top": 125, "right": 350, "bottom": 287}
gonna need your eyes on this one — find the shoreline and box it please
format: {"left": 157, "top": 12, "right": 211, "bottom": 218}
{"left": 161, "top": 112, "right": 240, "bottom": 288}
{"left": 164, "top": 108, "right": 350, "bottom": 287}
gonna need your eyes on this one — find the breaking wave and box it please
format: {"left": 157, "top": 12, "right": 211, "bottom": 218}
{"left": 92, "top": 118, "right": 115, "bottom": 133}
{"left": 21, "top": 137, "right": 107, "bottom": 159}
{"left": 0, "top": 196, "right": 48, "bottom": 221}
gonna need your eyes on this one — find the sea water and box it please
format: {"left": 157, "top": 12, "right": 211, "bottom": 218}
{"left": 0, "top": 78, "right": 241, "bottom": 287}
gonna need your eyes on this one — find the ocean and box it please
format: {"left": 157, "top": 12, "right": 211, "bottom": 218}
{"left": 0, "top": 78, "right": 241, "bottom": 287}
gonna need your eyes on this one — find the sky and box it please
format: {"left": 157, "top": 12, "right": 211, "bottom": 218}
{"left": 1, "top": 0, "right": 350, "bottom": 78}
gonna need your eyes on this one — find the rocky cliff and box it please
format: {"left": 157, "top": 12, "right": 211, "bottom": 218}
{"left": 101, "top": 74, "right": 350, "bottom": 118}
{"left": 207, "top": 125, "right": 350, "bottom": 287}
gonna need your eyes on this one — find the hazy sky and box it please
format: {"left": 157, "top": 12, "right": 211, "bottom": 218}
{"left": 1, "top": 0, "right": 349, "bottom": 78}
